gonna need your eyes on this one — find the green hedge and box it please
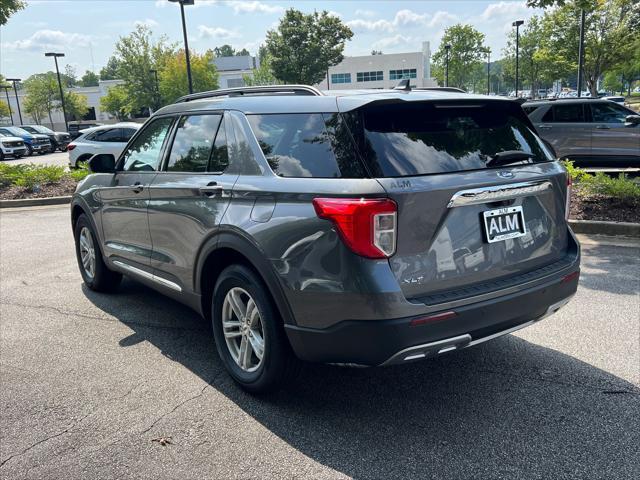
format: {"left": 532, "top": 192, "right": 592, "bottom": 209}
{"left": 0, "top": 163, "right": 89, "bottom": 191}
{"left": 563, "top": 160, "right": 640, "bottom": 202}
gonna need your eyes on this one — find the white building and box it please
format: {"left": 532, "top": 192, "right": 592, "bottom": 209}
{"left": 318, "top": 42, "right": 437, "bottom": 90}
{"left": 1, "top": 79, "right": 127, "bottom": 131}
{"left": 212, "top": 55, "right": 258, "bottom": 89}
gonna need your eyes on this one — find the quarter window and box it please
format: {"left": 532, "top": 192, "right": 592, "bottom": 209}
{"left": 166, "top": 115, "right": 222, "bottom": 172}
{"left": 91, "top": 128, "right": 123, "bottom": 142}
{"left": 247, "top": 113, "right": 366, "bottom": 178}
{"left": 356, "top": 71, "right": 383, "bottom": 82}
{"left": 544, "top": 104, "right": 586, "bottom": 123}
{"left": 331, "top": 73, "right": 351, "bottom": 84}
{"left": 121, "top": 117, "right": 173, "bottom": 172}
{"left": 389, "top": 69, "right": 417, "bottom": 80}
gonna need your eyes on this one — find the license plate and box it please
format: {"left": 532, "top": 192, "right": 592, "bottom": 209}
{"left": 483, "top": 206, "right": 527, "bottom": 243}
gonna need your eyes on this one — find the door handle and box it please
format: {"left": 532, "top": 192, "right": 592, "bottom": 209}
{"left": 595, "top": 125, "right": 610, "bottom": 129}
{"left": 199, "top": 182, "right": 224, "bottom": 197}
{"left": 538, "top": 124, "right": 552, "bottom": 130}
{"left": 131, "top": 182, "right": 144, "bottom": 193}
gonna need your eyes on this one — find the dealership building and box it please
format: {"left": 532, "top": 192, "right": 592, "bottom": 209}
{"left": 318, "top": 41, "right": 438, "bottom": 90}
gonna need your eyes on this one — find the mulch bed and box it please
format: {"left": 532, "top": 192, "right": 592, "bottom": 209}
{"left": 570, "top": 190, "right": 640, "bottom": 223}
{"left": 0, "top": 177, "right": 77, "bottom": 200}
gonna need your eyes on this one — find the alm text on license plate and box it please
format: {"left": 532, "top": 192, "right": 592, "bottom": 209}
{"left": 482, "top": 206, "right": 527, "bottom": 243}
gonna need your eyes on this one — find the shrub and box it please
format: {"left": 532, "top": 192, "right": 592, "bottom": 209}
{"left": 561, "top": 160, "right": 589, "bottom": 183}
{"left": 69, "top": 164, "right": 90, "bottom": 182}
{"left": 580, "top": 172, "right": 640, "bottom": 202}
{"left": 0, "top": 164, "right": 65, "bottom": 191}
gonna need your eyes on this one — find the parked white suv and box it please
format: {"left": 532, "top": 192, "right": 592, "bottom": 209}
{"left": 0, "top": 133, "right": 27, "bottom": 160}
{"left": 68, "top": 123, "right": 140, "bottom": 168}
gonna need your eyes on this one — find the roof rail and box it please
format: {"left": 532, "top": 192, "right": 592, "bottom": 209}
{"left": 415, "top": 87, "right": 467, "bottom": 93}
{"left": 175, "top": 84, "right": 324, "bottom": 103}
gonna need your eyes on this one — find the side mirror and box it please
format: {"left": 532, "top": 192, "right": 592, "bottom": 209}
{"left": 625, "top": 114, "right": 640, "bottom": 125}
{"left": 88, "top": 153, "right": 116, "bottom": 173}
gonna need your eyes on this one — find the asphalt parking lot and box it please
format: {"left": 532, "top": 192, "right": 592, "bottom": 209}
{"left": 0, "top": 205, "right": 639, "bottom": 479}
{"left": 2, "top": 151, "right": 70, "bottom": 168}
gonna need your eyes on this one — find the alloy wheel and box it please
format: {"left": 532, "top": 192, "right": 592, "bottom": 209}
{"left": 221, "top": 287, "right": 265, "bottom": 372}
{"left": 79, "top": 227, "right": 96, "bottom": 280}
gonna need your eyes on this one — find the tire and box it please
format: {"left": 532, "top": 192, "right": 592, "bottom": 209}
{"left": 26, "top": 145, "right": 33, "bottom": 156}
{"left": 0, "top": 150, "right": 4, "bottom": 161}
{"left": 212, "top": 265, "right": 298, "bottom": 393}
{"left": 74, "top": 214, "right": 122, "bottom": 292}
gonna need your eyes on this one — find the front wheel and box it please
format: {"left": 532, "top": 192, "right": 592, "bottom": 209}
{"left": 74, "top": 214, "right": 122, "bottom": 292}
{"left": 26, "top": 145, "right": 33, "bottom": 156}
{"left": 212, "top": 265, "right": 298, "bottom": 393}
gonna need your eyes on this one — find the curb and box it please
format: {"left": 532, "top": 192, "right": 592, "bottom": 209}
{"left": 0, "top": 196, "right": 72, "bottom": 209}
{"left": 569, "top": 219, "right": 640, "bottom": 237}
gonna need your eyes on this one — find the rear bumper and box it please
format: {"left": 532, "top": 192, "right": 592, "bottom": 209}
{"left": 285, "top": 268, "right": 579, "bottom": 366}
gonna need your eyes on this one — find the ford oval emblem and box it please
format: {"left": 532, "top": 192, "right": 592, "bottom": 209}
{"left": 497, "top": 171, "right": 514, "bottom": 179}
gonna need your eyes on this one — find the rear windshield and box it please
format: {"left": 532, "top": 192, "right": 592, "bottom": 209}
{"left": 344, "top": 101, "right": 553, "bottom": 177}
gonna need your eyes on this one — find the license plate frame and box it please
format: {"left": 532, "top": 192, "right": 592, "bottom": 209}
{"left": 482, "top": 206, "right": 527, "bottom": 243}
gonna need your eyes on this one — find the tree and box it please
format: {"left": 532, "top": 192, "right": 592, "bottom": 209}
{"left": 236, "top": 48, "right": 250, "bottom": 56}
{"left": 432, "top": 24, "right": 488, "bottom": 90}
{"left": 63, "top": 92, "right": 89, "bottom": 122}
{"left": 214, "top": 44, "right": 236, "bottom": 57}
{"left": 265, "top": 9, "right": 353, "bottom": 85}
{"left": 64, "top": 65, "right": 77, "bottom": 87}
{"left": 80, "top": 70, "right": 100, "bottom": 87}
{"left": 23, "top": 73, "right": 59, "bottom": 128}
{"left": 159, "top": 49, "right": 219, "bottom": 103}
{"left": 0, "top": 0, "right": 25, "bottom": 25}
{"left": 112, "top": 24, "right": 176, "bottom": 112}
{"left": 371, "top": 50, "right": 383, "bottom": 55}
{"left": 99, "top": 56, "right": 121, "bottom": 80}
{"left": 0, "top": 100, "right": 11, "bottom": 121}
{"left": 243, "top": 53, "right": 281, "bottom": 86}
{"left": 100, "top": 85, "right": 132, "bottom": 120}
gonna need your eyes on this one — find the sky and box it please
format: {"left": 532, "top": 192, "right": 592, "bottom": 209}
{"left": 0, "top": 0, "right": 544, "bottom": 80}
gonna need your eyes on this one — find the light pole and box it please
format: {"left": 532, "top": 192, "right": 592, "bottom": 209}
{"left": 1, "top": 85, "right": 13, "bottom": 125}
{"left": 444, "top": 44, "right": 451, "bottom": 87}
{"left": 6, "top": 78, "right": 22, "bottom": 125}
{"left": 577, "top": 9, "right": 586, "bottom": 97}
{"left": 45, "top": 52, "right": 68, "bottom": 131}
{"left": 150, "top": 69, "right": 160, "bottom": 110}
{"left": 512, "top": 20, "right": 524, "bottom": 98}
{"left": 487, "top": 48, "right": 491, "bottom": 95}
{"left": 169, "top": 0, "right": 194, "bottom": 94}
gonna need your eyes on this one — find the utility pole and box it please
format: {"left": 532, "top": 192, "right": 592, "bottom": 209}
{"left": 577, "top": 9, "right": 586, "bottom": 97}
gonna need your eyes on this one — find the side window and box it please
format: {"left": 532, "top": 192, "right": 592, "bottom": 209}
{"left": 166, "top": 114, "right": 221, "bottom": 172}
{"left": 122, "top": 128, "right": 137, "bottom": 141}
{"left": 99, "top": 128, "right": 124, "bottom": 142}
{"left": 120, "top": 117, "right": 173, "bottom": 172}
{"left": 550, "top": 104, "right": 585, "bottom": 123}
{"left": 591, "top": 103, "right": 629, "bottom": 124}
{"left": 247, "top": 113, "right": 365, "bottom": 178}
{"left": 209, "top": 119, "right": 229, "bottom": 172}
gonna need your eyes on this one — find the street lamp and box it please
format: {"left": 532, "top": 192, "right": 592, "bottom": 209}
{"left": 45, "top": 52, "right": 68, "bottom": 131}
{"left": 0, "top": 85, "right": 13, "bottom": 125}
{"left": 168, "top": 0, "right": 194, "bottom": 94}
{"left": 487, "top": 48, "right": 491, "bottom": 95}
{"left": 6, "top": 78, "right": 22, "bottom": 125}
{"left": 444, "top": 44, "right": 451, "bottom": 87}
{"left": 512, "top": 20, "right": 524, "bottom": 98}
{"left": 577, "top": 9, "right": 586, "bottom": 97}
{"left": 150, "top": 69, "right": 160, "bottom": 110}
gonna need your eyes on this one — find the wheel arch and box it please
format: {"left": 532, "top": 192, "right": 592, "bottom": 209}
{"left": 196, "top": 230, "right": 296, "bottom": 327}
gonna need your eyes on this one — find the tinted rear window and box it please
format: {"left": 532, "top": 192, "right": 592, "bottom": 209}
{"left": 345, "top": 101, "right": 552, "bottom": 177}
{"left": 247, "top": 113, "right": 366, "bottom": 178}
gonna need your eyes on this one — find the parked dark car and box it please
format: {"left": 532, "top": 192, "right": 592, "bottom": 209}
{"left": 20, "top": 125, "right": 71, "bottom": 152}
{"left": 524, "top": 98, "right": 640, "bottom": 167}
{"left": 68, "top": 122, "right": 102, "bottom": 140}
{"left": 0, "top": 126, "right": 51, "bottom": 156}
{"left": 71, "top": 85, "right": 580, "bottom": 392}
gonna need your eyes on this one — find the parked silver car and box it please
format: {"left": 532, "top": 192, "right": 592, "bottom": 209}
{"left": 524, "top": 99, "right": 640, "bottom": 166}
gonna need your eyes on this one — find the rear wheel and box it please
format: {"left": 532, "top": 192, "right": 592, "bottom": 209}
{"left": 212, "top": 265, "right": 298, "bottom": 393}
{"left": 74, "top": 214, "right": 122, "bottom": 292}
{"left": 0, "top": 150, "right": 4, "bottom": 161}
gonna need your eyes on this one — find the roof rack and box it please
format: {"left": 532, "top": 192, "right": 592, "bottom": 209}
{"left": 175, "top": 85, "right": 324, "bottom": 103}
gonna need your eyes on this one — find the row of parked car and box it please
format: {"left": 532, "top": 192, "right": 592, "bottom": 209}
{"left": 0, "top": 124, "right": 71, "bottom": 161}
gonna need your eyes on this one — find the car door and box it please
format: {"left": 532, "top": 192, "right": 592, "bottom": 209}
{"left": 590, "top": 102, "right": 640, "bottom": 163}
{"left": 534, "top": 103, "right": 591, "bottom": 160}
{"left": 100, "top": 116, "right": 175, "bottom": 269}
{"left": 147, "top": 112, "right": 238, "bottom": 290}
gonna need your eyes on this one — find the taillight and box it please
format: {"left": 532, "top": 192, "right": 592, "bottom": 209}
{"left": 312, "top": 198, "right": 397, "bottom": 258}
{"left": 565, "top": 173, "right": 572, "bottom": 220}
{"left": 67, "top": 143, "right": 76, "bottom": 151}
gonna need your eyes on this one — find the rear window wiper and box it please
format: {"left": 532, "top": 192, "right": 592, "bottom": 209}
{"left": 485, "top": 150, "right": 534, "bottom": 168}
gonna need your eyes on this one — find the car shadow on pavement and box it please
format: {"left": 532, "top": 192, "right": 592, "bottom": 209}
{"left": 83, "top": 279, "right": 640, "bottom": 479}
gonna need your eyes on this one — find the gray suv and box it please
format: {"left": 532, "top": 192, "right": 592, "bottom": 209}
{"left": 71, "top": 85, "right": 580, "bottom": 392}
{"left": 524, "top": 98, "right": 640, "bottom": 167}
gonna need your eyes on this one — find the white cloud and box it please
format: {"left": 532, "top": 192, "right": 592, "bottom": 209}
{"left": 197, "top": 25, "right": 239, "bottom": 39}
{"left": 372, "top": 34, "right": 414, "bottom": 50}
{"left": 1, "top": 30, "right": 92, "bottom": 52}
{"left": 428, "top": 11, "right": 458, "bottom": 28}
{"left": 480, "top": 1, "right": 529, "bottom": 21}
{"left": 354, "top": 9, "right": 376, "bottom": 18}
{"left": 347, "top": 8, "right": 456, "bottom": 34}
{"left": 393, "top": 9, "right": 429, "bottom": 27}
{"left": 134, "top": 18, "right": 159, "bottom": 29}
{"left": 227, "top": 1, "right": 284, "bottom": 14}
{"left": 346, "top": 18, "right": 394, "bottom": 33}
